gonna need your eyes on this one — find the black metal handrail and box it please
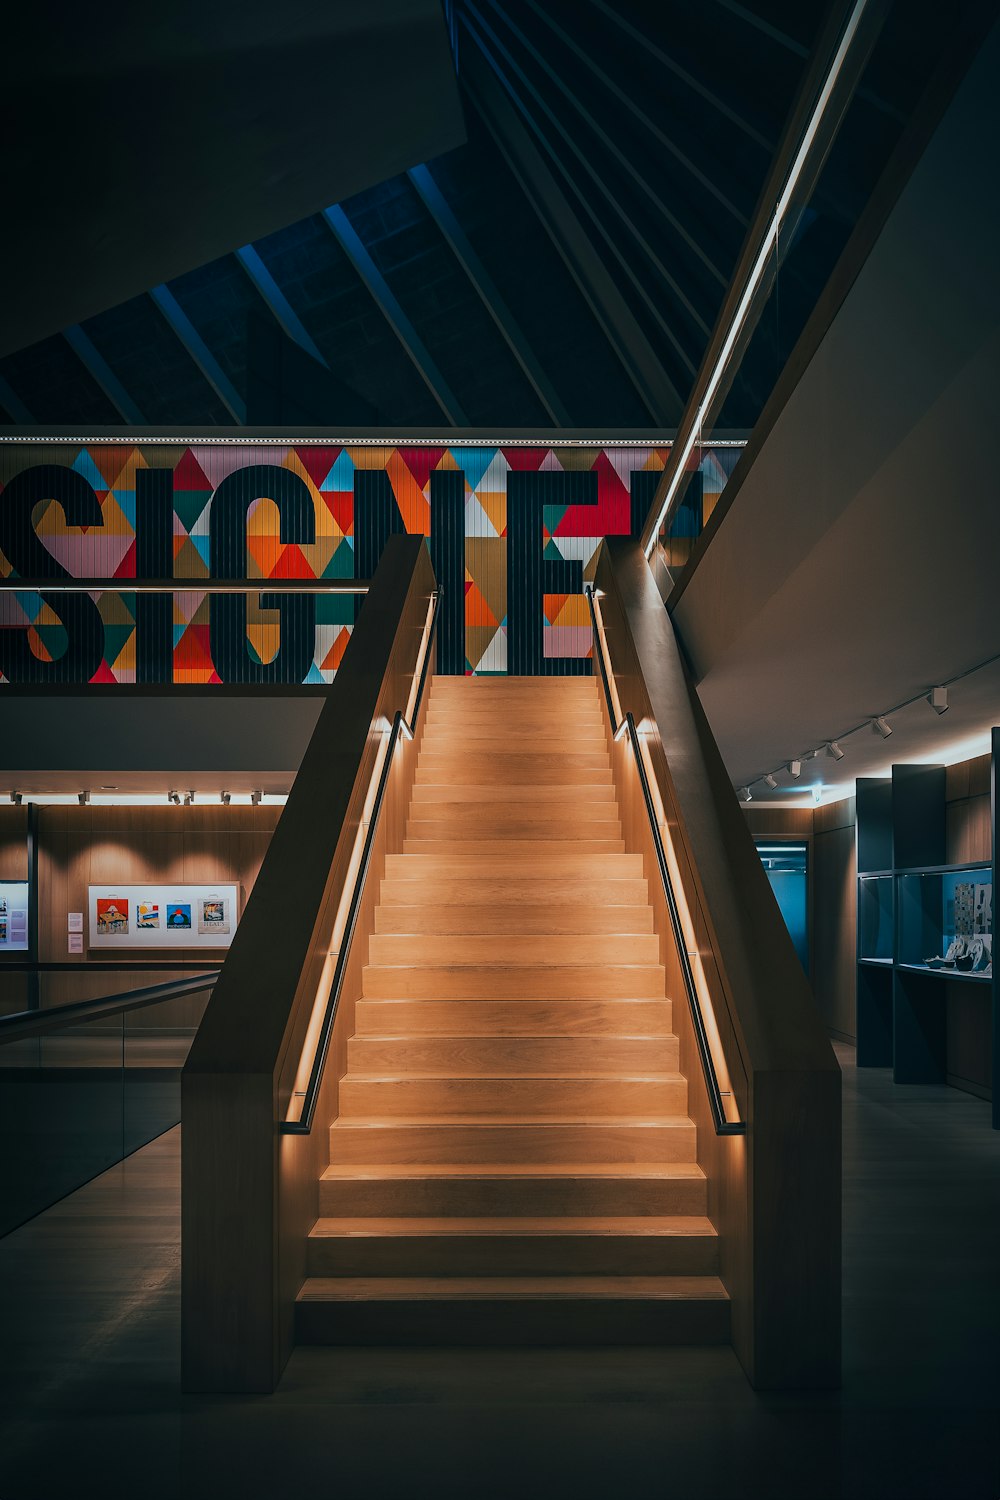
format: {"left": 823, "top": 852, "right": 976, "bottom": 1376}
{"left": 281, "top": 588, "right": 440, "bottom": 1135}
{"left": 585, "top": 584, "right": 745, "bottom": 1136}
{"left": 0, "top": 973, "right": 220, "bottom": 1042}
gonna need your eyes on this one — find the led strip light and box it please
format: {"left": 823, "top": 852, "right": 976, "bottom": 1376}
{"left": 642, "top": 0, "right": 871, "bottom": 558}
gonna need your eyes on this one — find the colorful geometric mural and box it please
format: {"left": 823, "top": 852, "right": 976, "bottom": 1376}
{"left": 0, "top": 441, "right": 742, "bottom": 684}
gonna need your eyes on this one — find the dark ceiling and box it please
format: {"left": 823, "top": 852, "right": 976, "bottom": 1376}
{"left": 0, "top": 1, "right": 979, "bottom": 433}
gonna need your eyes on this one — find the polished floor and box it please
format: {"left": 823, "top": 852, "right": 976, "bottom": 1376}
{"left": 1, "top": 1044, "right": 997, "bottom": 1500}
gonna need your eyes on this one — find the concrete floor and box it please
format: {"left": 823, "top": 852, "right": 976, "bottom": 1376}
{"left": 1, "top": 1043, "right": 998, "bottom": 1500}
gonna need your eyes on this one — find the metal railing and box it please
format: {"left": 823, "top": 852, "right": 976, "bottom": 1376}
{"left": 0, "top": 971, "right": 218, "bottom": 1236}
{"left": 585, "top": 583, "right": 744, "bottom": 1136}
{"left": 0, "top": 972, "right": 219, "bottom": 1038}
{"left": 280, "top": 587, "right": 440, "bottom": 1135}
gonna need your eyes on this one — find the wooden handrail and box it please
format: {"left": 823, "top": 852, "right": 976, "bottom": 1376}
{"left": 594, "top": 537, "right": 841, "bottom": 1390}
{"left": 181, "top": 535, "right": 436, "bottom": 1393}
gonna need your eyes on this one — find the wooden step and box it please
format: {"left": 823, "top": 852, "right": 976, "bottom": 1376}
{"left": 401, "top": 838, "right": 626, "bottom": 857}
{"left": 337, "top": 1074, "right": 688, "bottom": 1119}
{"left": 354, "top": 997, "right": 674, "bottom": 1036}
{"left": 296, "top": 1275, "right": 730, "bottom": 1346}
{"left": 406, "top": 804, "right": 621, "bottom": 830}
{"left": 328, "top": 1117, "right": 696, "bottom": 1164}
{"left": 305, "top": 1215, "right": 717, "bottom": 1276}
{"left": 410, "top": 783, "right": 616, "bottom": 804}
{"left": 415, "top": 764, "right": 612, "bottom": 785}
{"left": 379, "top": 876, "right": 649, "bottom": 907}
{"left": 318, "top": 1162, "right": 708, "bottom": 1218}
{"left": 385, "top": 852, "right": 642, "bottom": 878}
{"left": 428, "top": 677, "right": 596, "bottom": 693}
{"left": 421, "top": 728, "right": 607, "bottom": 748}
{"left": 401, "top": 834, "right": 620, "bottom": 858}
{"left": 423, "top": 711, "right": 606, "bottom": 733}
{"left": 419, "top": 751, "right": 610, "bottom": 771}
{"left": 373, "top": 903, "right": 654, "bottom": 935}
{"left": 361, "top": 962, "right": 666, "bottom": 999}
{"left": 346, "top": 1034, "right": 680, "bottom": 1075}
{"left": 367, "top": 934, "right": 660, "bottom": 966}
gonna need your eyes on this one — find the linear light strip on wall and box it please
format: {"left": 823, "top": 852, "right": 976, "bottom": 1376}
{"left": 642, "top": 0, "right": 871, "bottom": 558}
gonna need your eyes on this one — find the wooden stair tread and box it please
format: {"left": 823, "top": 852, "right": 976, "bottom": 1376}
{"left": 298, "top": 1275, "right": 728, "bottom": 1303}
{"left": 343, "top": 1071, "right": 686, "bottom": 1082}
{"left": 320, "top": 1162, "right": 706, "bottom": 1180}
{"left": 300, "top": 672, "right": 722, "bottom": 1350}
{"left": 308, "top": 1216, "right": 716, "bottom": 1237}
{"left": 330, "top": 1114, "right": 694, "bottom": 1127}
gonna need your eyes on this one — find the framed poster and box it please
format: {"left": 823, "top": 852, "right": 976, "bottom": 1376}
{"left": 0, "top": 881, "right": 30, "bottom": 952}
{"left": 87, "top": 884, "right": 240, "bottom": 949}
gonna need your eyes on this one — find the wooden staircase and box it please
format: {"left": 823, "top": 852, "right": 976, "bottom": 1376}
{"left": 296, "top": 674, "right": 729, "bottom": 1345}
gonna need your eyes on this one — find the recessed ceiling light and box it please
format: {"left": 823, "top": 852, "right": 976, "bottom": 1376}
{"left": 100, "top": 785, "right": 118, "bottom": 791}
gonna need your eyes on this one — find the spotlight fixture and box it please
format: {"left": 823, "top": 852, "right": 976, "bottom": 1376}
{"left": 763, "top": 773, "right": 778, "bottom": 789}
{"left": 788, "top": 760, "right": 802, "bottom": 779}
{"left": 167, "top": 790, "right": 181, "bottom": 805}
{"left": 871, "top": 716, "right": 892, "bottom": 739}
{"left": 183, "top": 791, "right": 195, "bottom": 806}
{"left": 78, "top": 790, "right": 90, "bottom": 805}
{"left": 250, "top": 789, "right": 263, "bottom": 806}
{"left": 10, "top": 790, "right": 23, "bottom": 805}
{"left": 928, "top": 686, "right": 948, "bottom": 715}
{"left": 826, "top": 741, "right": 845, "bottom": 761}
{"left": 220, "top": 791, "right": 231, "bottom": 806}
{"left": 738, "top": 786, "right": 752, "bottom": 803}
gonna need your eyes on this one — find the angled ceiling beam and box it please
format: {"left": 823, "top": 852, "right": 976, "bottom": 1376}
{"left": 462, "top": 19, "right": 685, "bottom": 422}
{"left": 322, "top": 204, "right": 469, "bottom": 427}
{"left": 519, "top": 0, "right": 753, "bottom": 225}
{"left": 586, "top": 0, "right": 777, "bottom": 150}
{"left": 407, "top": 163, "right": 571, "bottom": 426}
{"left": 0, "top": 372, "right": 36, "bottom": 424}
{"left": 640, "top": 0, "right": 892, "bottom": 559}
{"left": 63, "top": 324, "right": 148, "bottom": 424}
{"left": 148, "top": 285, "right": 246, "bottom": 424}
{"left": 466, "top": 1, "right": 718, "bottom": 329}
{"left": 234, "top": 246, "right": 329, "bottom": 368}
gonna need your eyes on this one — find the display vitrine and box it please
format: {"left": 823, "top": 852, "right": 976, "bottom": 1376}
{"left": 855, "top": 747, "right": 998, "bottom": 1129}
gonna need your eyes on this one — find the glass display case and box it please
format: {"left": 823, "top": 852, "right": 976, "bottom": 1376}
{"left": 858, "top": 874, "right": 894, "bottom": 962}
{"left": 897, "top": 865, "right": 992, "bottom": 979}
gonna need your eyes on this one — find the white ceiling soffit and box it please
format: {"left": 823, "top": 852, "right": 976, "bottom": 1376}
{"left": 671, "top": 23, "right": 1000, "bottom": 806}
{"left": 0, "top": 697, "right": 323, "bottom": 797}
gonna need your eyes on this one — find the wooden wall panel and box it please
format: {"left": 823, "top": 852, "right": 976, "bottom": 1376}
{"left": 945, "top": 754, "right": 991, "bottom": 865}
{"left": 182, "top": 535, "right": 436, "bottom": 1393}
{"left": 597, "top": 538, "right": 840, "bottom": 1392}
{"left": 0, "top": 805, "right": 280, "bottom": 1018}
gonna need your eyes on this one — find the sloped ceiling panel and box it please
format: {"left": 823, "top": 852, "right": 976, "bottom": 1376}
{"left": 1, "top": 0, "right": 466, "bottom": 356}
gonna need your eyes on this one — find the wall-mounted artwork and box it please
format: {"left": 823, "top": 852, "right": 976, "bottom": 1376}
{"left": 0, "top": 440, "right": 743, "bottom": 683}
{"left": 0, "top": 881, "right": 30, "bottom": 951}
{"left": 88, "top": 884, "right": 239, "bottom": 949}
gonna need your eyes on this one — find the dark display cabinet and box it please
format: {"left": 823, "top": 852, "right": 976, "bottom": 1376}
{"left": 855, "top": 749, "right": 997, "bottom": 1127}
